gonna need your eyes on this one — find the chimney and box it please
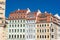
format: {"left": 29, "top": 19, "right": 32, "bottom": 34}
{"left": 26, "top": 8, "right": 31, "bottom": 13}
{"left": 37, "top": 9, "right": 41, "bottom": 16}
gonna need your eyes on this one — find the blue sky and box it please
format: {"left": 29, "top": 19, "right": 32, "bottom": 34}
{"left": 6, "top": 0, "right": 60, "bottom": 17}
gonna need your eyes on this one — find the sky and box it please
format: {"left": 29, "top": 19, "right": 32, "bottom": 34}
{"left": 6, "top": 0, "right": 60, "bottom": 18}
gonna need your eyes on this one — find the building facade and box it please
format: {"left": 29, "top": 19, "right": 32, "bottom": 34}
{"left": 36, "top": 11, "right": 59, "bottom": 40}
{"left": 57, "top": 19, "right": 60, "bottom": 40}
{"left": 7, "top": 8, "right": 32, "bottom": 40}
{"left": 7, "top": 9, "right": 60, "bottom": 40}
{"left": 0, "top": 0, "right": 7, "bottom": 40}
{"left": 25, "top": 12, "right": 36, "bottom": 40}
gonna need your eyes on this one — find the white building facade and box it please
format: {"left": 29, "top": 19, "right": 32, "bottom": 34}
{"left": 57, "top": 19, "right": 60, "bottom": 40}
{"left": 7, "top": 8, "right": 31, "bottom": 40}
{"left": 26, "top": 13, "right": 36, "bottom": 40}
{"left": 7, "top": 19, "right": 26, "bottom": 40}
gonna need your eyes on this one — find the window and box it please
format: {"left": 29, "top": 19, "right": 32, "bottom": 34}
{"left": 10, "top": 20, "right": 11, "bottom": 23}
{"left": 40, "top": 29, "right": 41, "bottom": 32}
{"left": 23, "top": 35, "right": 25, "bottom": 38}
{"left": 42, "top": 35, "right": 44, "bottom": 38}
{"left": 40, "top": 24, "right": 41, "bottom": 27}
{"left": 12, "top": 25, "right": 14, "bottom": 27}
{"left": 9, "top": 29, "right": 11, "bottom": 33}
{"left": 15, "top": 29, "right": 16, "bottom": 32}
{"left": 52, "top": 35, "right": 54, "bottom": 38}
{"left": 14, "top": 35, "right": 16, "bottom": 38}
{"left": 17, "top": 29, "right": 19, "bottom": 32}
{"left": 23, "top": 29, "right": 25, "bottom": 32}
{"left": 0, "top": 13, "right": 3, "bottom": 14}
{"left": 23, "top": 20, "right": 25, "bottom": 22}
{"left": 42, "top": 24, "right": 44, "bottom": 27}
{"left": 51, "top": 24, "right": 52, "bottom": 26}
{"left": 37, "top": 35, "right": 39, "bottom": 38}
{"left": 37, "top": 29, "right": 39, "bottom": 32}
{"left": 47, "top": 35, "right": 49, "bottom": 38}
{"left": 2, "top": 21, "right": 4, "bottom": 23}
{"left": 40, "top": 35, "right": 41, "bottom": 38}
{"left": 47, "top": 29, "right": 49, "bottom": 32}
{"left": 27, "top": 36, "right": 28, "bottom": 38}
{"left": 31, "top": 35, "right": 32, "bottom": 38}
{"left": 20, "top": 35, "right": 22, "bottom": 38}
{"left": 51, "top": 18, "right": 52, "bottom": 21}
{"left": 37, "top": 25, "right": 39, "bottom": 27}
{"left": 20, "top": 29, "right": 22, "bottom": 32}
{"left": 45, "top": 35, "right": 46, "bottom": 38}
{"left": 20, "top": 24, "right": 22, "bottom": 27}
{"left": 12, "top": 35, "right": 13, "bottom": 38}
{"left": 21, "top": 20, "right": 22, "bottom": 22}
{"left": 42, "top": 29, "right": 44, "bottom": 32}
{"left": 47, "top": 24, "right": 49, "bottom": 26}
{"left": 29, "top": 35, "right": 30, "bottom": 38}
{"left": 17, "top": 35, "right": 19, "bottom": 38}
{"left": 33, "top": 36, "right": 35, "bottom": 38}
{"left": 9, "top": 25, "right": 11, "bottom": 27}
{"left": 45, "top": 24, "right": 46, "bottom": 27}
{"left": 18, "top": 24, "right": 19, "bottom": 27}
{"left": 0, "top": 17, "right": 3, "bottom": 20}
{"left": 45, "top": 29, "right": 46, "bottom": 32}
{"left": 52, "top": 29, "right": 54, "bottom": 32}
{"left": 12, "top": 29, "right": 13, "bottom": 32}
{"left": 15, "top": 24, "right": 16, "bottom": 27}
{"left": 9, "top": 35, "right": 11, "bottom": 38}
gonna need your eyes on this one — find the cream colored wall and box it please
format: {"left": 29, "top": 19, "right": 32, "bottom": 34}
{"left": 36, "top": 23, "right": 51, "bottom": 40}
{"left": 0, "top": 27, "right": 7, "bottom": 40}
{"left": 35, "top": 22, "right": 58, "bottom": 40}
{"left": 0, "top": 0, "right": 6, "bottom": 40}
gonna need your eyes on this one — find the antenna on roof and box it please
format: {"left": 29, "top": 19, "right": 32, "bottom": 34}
{"left": 37, "top": 9, "right": 41, "bottom": 16}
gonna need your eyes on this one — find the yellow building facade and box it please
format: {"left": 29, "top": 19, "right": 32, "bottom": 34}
{"left": 36, "top": 12, "right": 58, "bottom": 40}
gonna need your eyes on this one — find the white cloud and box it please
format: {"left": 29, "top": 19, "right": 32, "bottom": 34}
{"left": 54, "top": 14, "right": 60, "bottom": 19}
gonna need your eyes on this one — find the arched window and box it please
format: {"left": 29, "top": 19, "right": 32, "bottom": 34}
{"left": 23, "top": 35, "right": 25, "bottom": 38}
{"left": 37, "top": 35, "right": 39, "bottom": 38}
{"left": 9, "top": 35, "right": 11, "bottom": 39}
{"left": 40, "top": 35, "right": 41, "bottom": 38}
{"left": 20, "top": 35, "right": 22, "bottom": 38}
{"left": 12, "top": 35, "right": 13, "bottom": 38}
{"left": 14, "top": 35, "right": 16, "bottom": 38}
{"left": 52, "top": 29, "right": 54, "bottom": 32}
{"left": 17, "top": 35, "right": 19, "bottom": 38}
{"left": 45, "top": 35, "right": 46, "bottom": 38}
